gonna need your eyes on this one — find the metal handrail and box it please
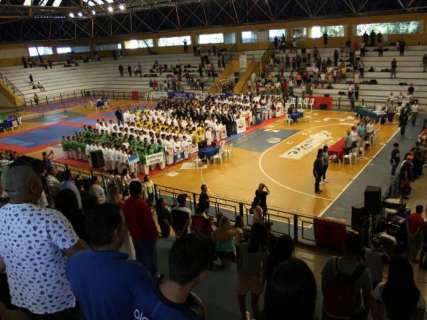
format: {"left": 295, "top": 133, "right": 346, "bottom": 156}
{"left": 154, "top": 183, "right": 321, "bottom": 244}
{"left": 0, "top": 149, "right": 353, "bottom": 245}
{"left": 25, "top": 88, "right": 152, "bottom": 108}
{"left": 0, "top": 71, "right": 26, "bottom": 104}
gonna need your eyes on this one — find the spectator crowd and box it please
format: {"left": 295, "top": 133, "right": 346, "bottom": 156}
{"left": 0, "top": 157, "right": 426, "bottom": 320}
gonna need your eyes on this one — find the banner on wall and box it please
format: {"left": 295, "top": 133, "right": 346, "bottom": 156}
{"left": 236, "top": 117, "right": 246, "bottom": 134}
{"left": 168, "top": 91, "right": 195, "bottom": 100}
{"left": 173, "top": 152, "right": 186, "bottom": 163}
{"left": 145, "top": 152, "right": 165, "bottom": 166}
{"left": 128, "top": 154, "right": 140, "bottom": 165}
{"left": 149, "top": 91, "right": 168, "bottom": 99}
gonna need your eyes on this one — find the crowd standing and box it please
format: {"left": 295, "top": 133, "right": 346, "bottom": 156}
{"left": 0, "top": 154, "right": 425, "bottom": 320}
{"left": 63, "top": 94, "right": 286, "bottom": 174}
{"left": 2, "top": 32, "right": 426, "bottom": 320}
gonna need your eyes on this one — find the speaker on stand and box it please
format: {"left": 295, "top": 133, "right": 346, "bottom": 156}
{"left": 364, "top": 186, "right": 382, "bottom": 215}
{"left": 351, "top": 206, "right": 370, "bottom": 246}
{"left": 90, "top": 150, "right": 105, "bottom": 170}
{"left": 364, "top": 186, "right": 382, "bottom": 244}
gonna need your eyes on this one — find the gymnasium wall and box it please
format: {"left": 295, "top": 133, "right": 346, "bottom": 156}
{"left": 0, "top": 11, "right": 426, "bottom": 66}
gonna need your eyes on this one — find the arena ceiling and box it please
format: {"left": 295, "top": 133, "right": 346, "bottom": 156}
{"left": 0, "top": 0, "right": 426, "bottom": 41}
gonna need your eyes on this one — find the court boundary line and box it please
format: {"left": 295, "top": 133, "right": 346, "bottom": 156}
{"left": 318, "top": 126, "right": 400, "bottom": 217}
{"left": 258, "top": 122, "right": 356, "bottom": 201}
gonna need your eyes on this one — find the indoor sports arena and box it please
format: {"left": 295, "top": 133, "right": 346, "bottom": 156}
{"left": 0, "top": 0, "right": 426, "bottom": 319}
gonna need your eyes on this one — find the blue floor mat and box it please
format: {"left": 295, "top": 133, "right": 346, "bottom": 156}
{"left": 0, "top": 125, "right": 83, "bottom": 148}
{"left": 64, "top": 117, "right": 97, "bottom": 125}
{"left": 32, "top": 112, "right": 84, "bottom": 124}
{"left": 233, "top": 129, "right": 299, "bottom": 153}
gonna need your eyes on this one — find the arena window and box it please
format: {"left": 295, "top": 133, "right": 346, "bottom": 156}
{"left": 224, "top": 32, "right": 236, "bottom": 44}
{"left": 292, "top": 27, "right": 307, "bottom": 39}
{"left": 124, "top": 39, "right": 154, "bottom": 49}
{"left": 72, "top": 46, "right": 90, "bottom": 53}
{"left": 28, "top": 46, "right": 53, "bottom": 57}
{"left": 309, "top": 25, "right": 345, "bottom": 38}
{"left": 198, "top": 33, "right": 224, "bottom": 44}
{"left": 241, "top": 31, "right": 257, "bottom": 43}
{"left": 158, "top": 35, "right": 191, "bottom": 47}
{"left": 269, "top": 29, "right": 287, "bottom": 41}
{"left": 356, "top": 21, "right": 422, "bottom": 35}
{"left": 95, "top": 43, "right": 122, "bottom": 51}
{"left": 56, "top": 47, "right": 72, "bottom": 54}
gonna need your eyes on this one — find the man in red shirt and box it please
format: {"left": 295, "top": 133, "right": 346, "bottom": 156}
{"left": 123, "top": 180, "right": 158, "bottom": 277}
{"left": 408, "top": 205, "right": 424, "bottom": 262}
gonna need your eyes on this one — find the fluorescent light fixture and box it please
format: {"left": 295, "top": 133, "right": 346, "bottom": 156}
{"left": 107, "top": 6, "right": 113, "bottom": 12}
{"left": 77, "top": 11, "right": 83, "bottom": 17}
{"left": 39, "top": 0, "right": 48, "bottom": 6}
{"left": 69, "top": 12, "right": 75, "bottom": 18}
{"left": 105, "top": 0, "right": 114, "bottom": 3}
{"left": 88, "top": 1, "right": 96, "bottom": 5}
{"left": 52, "top": 0, "right": 62, "bottom": 6}
{"left": 91, "top": 9, "right": 96, "bottom": 14}
{"left": 23, "top": 0, "right": 31, "bottom": 6}
{"left": 119, "top": 4, "right": 125, "bottom": 10}
{"left": 93, "top": 0, "right": 104, "bottom": 5}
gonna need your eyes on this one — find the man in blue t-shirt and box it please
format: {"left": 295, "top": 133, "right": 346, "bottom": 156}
{"left": 66, "top": 203, "right": 213, "bottom": 320}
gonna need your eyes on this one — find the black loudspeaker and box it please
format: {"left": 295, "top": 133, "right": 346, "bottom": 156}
{"left": 90, "top": 150, "right": 105, "bottom": 169}
{"left": 351, "top": 206, "right": 366, "bottom": 231}
{"left": 351, "top": 206, "right": 370, "bottom": 246}
{"left": 364, "top": 186, "right": 382, "bottom": 215}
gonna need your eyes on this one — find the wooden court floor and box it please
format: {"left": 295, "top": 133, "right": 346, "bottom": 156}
{"left": 3, "top": 104, "right": 398, "bottom": 219}
{"left": 152, "top": 110, "right": 399, "bottom": 218}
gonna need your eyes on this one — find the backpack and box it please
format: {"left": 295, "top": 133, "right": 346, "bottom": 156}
{"left": 323, "top": 258, "right": 366, "bottom": 318}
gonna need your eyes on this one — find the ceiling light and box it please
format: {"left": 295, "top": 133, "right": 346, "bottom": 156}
{"left": 107, "top": 6, "right": 113, "bottom": 12}
{"left": 77, "top": 11, "right": 83, "bottom": 17}
{"left": 69, "top": 12, "right": 75, "bottom": 18}
{"left": 88, "top": 1, "right": 95, "bottom": 5}
{"left": 119, "top": 4, "right": 125, "bottom": 10}
{"left": 105, "top": 0, "right": 113, "bottom": 3}
{"left": 91, "top": 9, "right": 96, "bottom": 14}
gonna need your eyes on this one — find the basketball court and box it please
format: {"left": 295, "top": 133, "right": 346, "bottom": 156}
{"left": 0, "top": 103, "right": 399, "bottom": 219}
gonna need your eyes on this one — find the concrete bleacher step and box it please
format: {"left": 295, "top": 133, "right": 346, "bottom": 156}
{"left": 0, "top": 52, "right": 218, "bottom": 102}
{"left": 1, "top": 45, "right": 426, "bottom": 105}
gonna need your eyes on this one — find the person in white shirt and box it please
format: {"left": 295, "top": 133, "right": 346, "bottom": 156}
{"left": 205, "top": 128, "right": 213, "bottom": 146}
{"left": 411, "top": 100, "right": 419, "bottom": 126}
{"left": 45, "top": 166, "right": 61, "bottom": 198}
{"left": 0, "top": 165, "right": 84, "bottom": 317}
{"left": 366, "top": 121, "right": 375, "bottom": 140}
{"left": 59, "top": 170, "right": 82, "bottom": 210}
{"left": 89, "top": 176, "right": 106, "bottom": 204}
{"left": 120, "top": 149, "right": 129, "bottom": 174}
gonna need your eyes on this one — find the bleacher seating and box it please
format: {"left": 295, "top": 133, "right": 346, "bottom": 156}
{"left": 0, "top": 53, "right": 218, "bottom": 104}
{"left": 271, "top": 45, "right": 427, "bottom": 109}
{"left": 1, "top": 46, "right": 426, "bottom": 110}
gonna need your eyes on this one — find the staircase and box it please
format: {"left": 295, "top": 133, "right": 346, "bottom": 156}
{"left": 208, "top": 56, "right": 240, "bottom": 93}
{"left": 0, "top": 72, "right": 25, "bottom": 107}
{"left": 233, "top": 59, "right": 259, "bottom": 93}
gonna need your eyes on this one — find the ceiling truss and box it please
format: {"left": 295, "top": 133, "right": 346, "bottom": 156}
{"left": 0, "top": 0, "right": 427, "bottom": 42}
